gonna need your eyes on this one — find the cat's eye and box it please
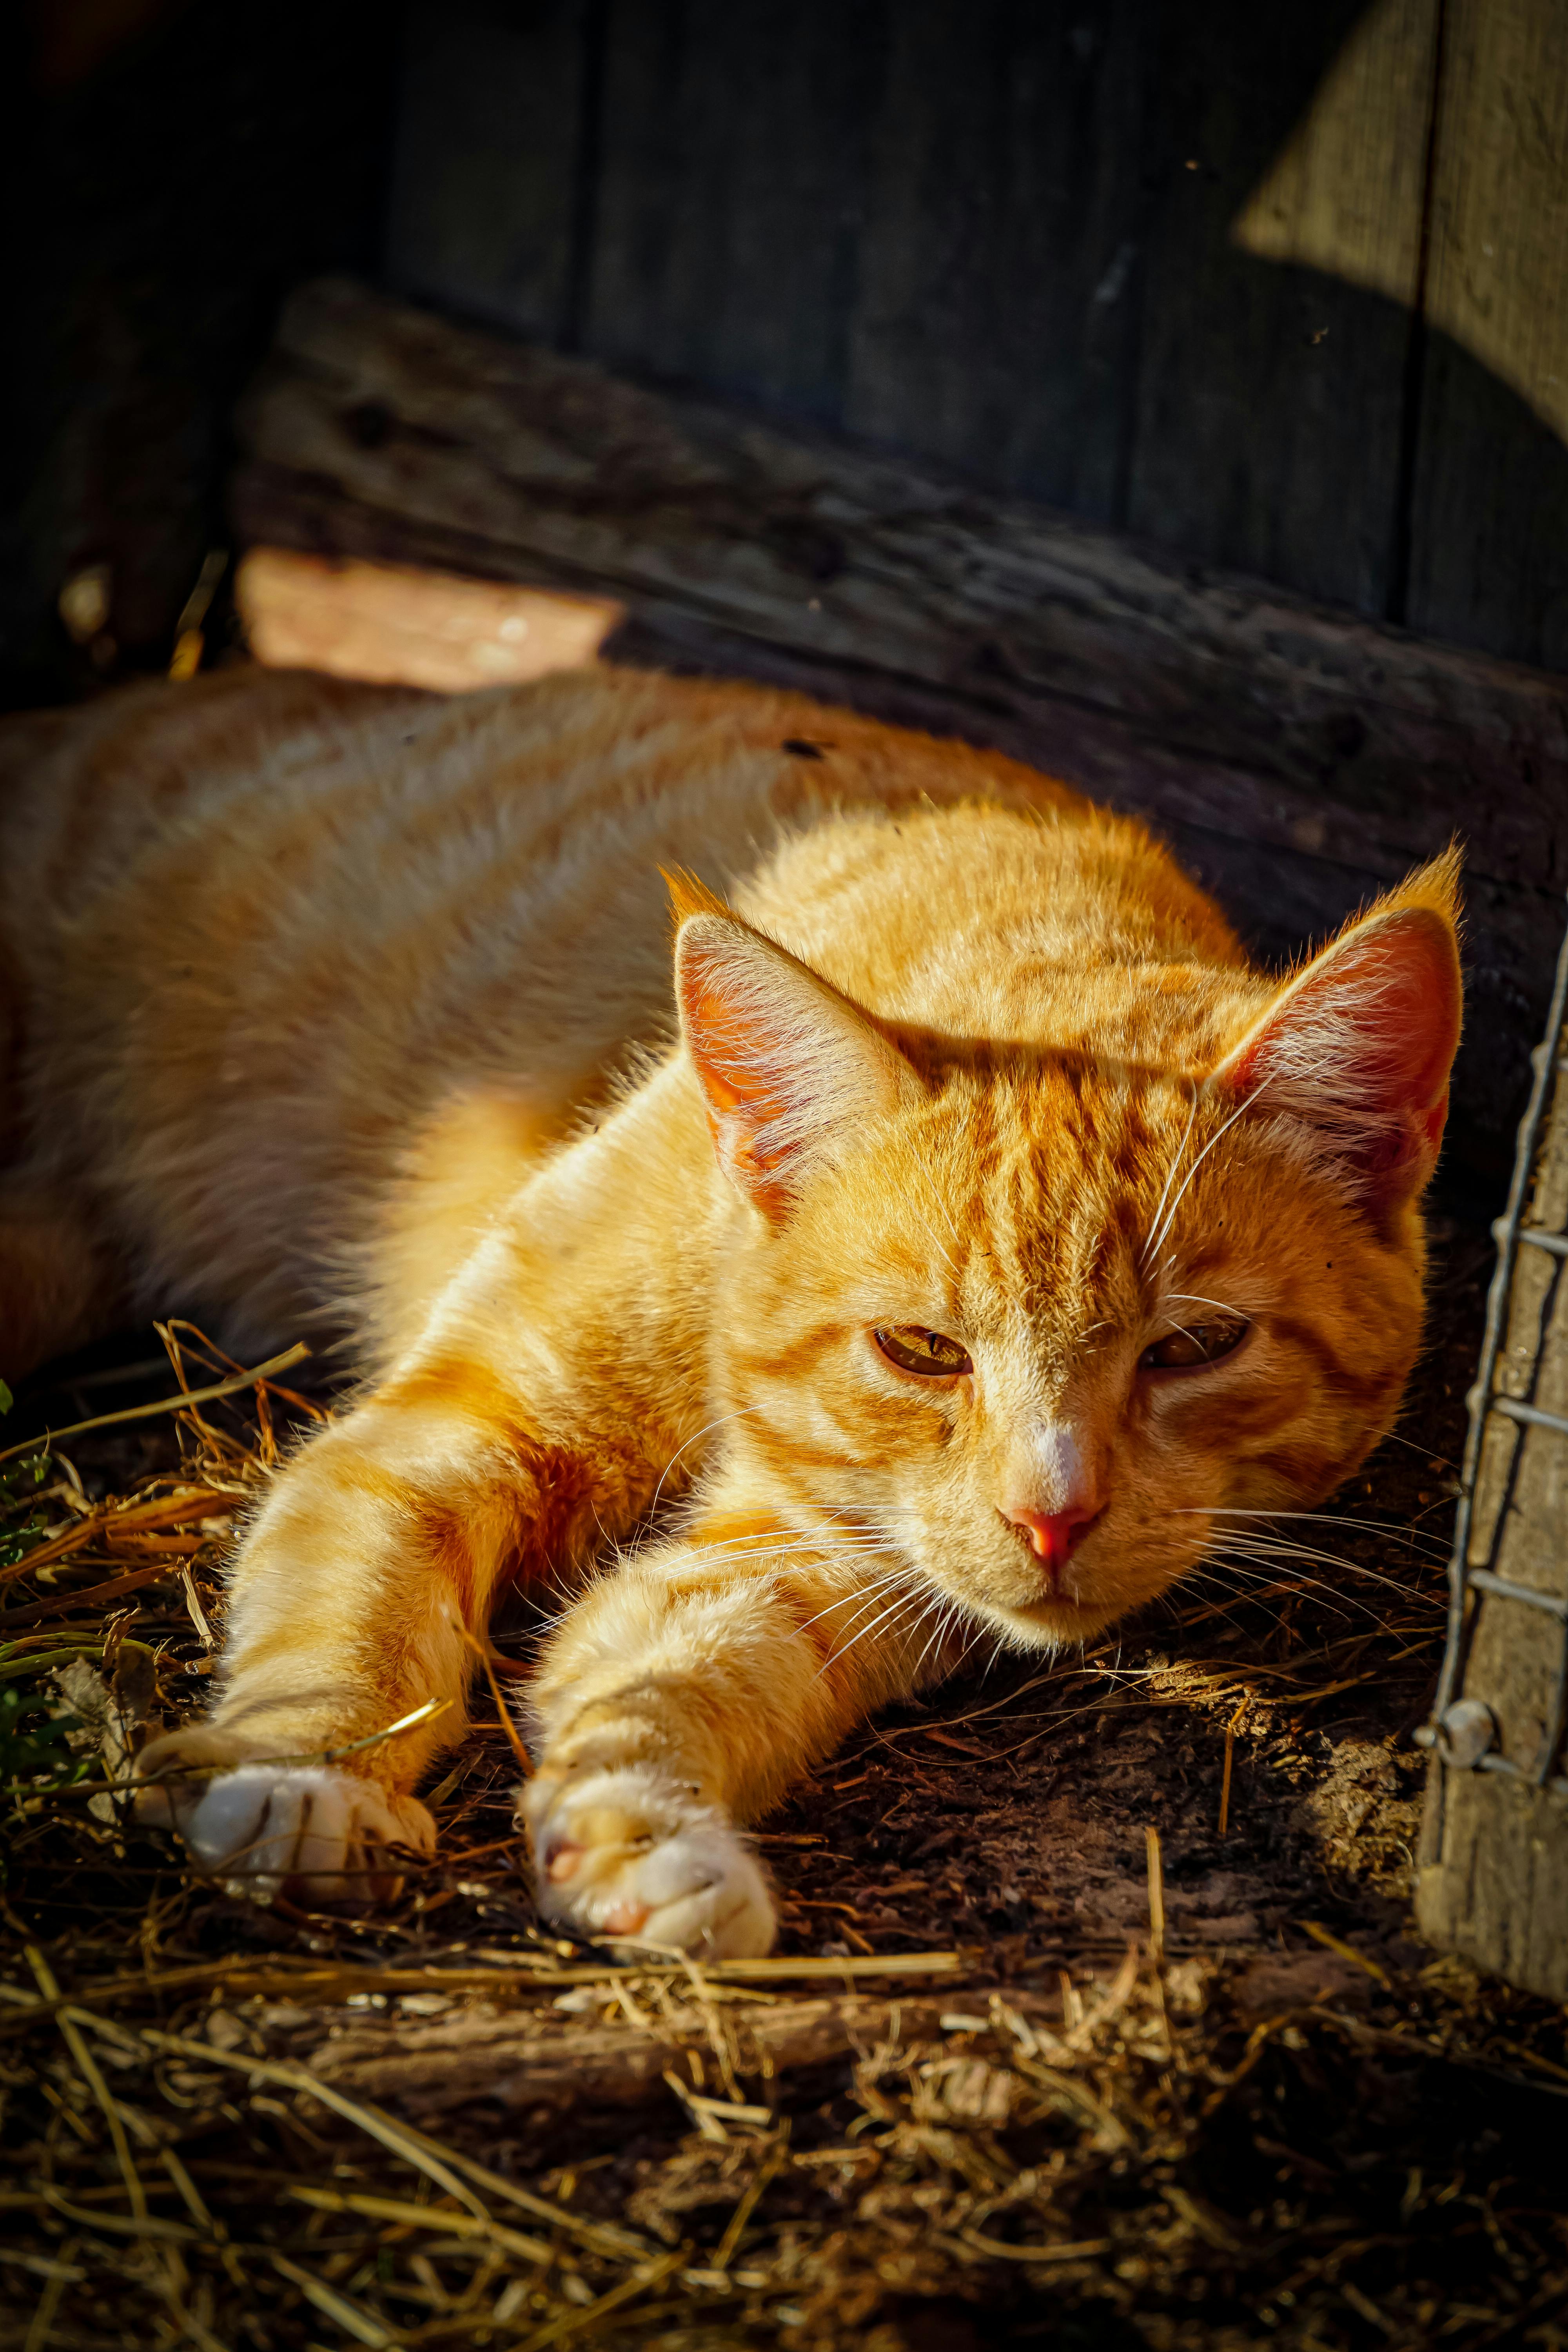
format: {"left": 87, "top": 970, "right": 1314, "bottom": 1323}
{"left": 1140, "top": 1315, "right": 1250, "bottom": 1373}
{"left": 873, "top": 1325, "right": 973, "bottom": 1378}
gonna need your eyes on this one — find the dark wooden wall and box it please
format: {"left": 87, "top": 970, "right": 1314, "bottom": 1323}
{"left": 386, "top": 0, "right": 1568, "bottom": 675}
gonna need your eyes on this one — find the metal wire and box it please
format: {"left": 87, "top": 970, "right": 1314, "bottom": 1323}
{"left": 1428, "top": 901, "right": 1568, "bottom": 1794}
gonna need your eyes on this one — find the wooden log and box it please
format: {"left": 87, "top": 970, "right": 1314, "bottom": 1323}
{"left": 308, "top": 1993, "right": 962, "bottom": 2122}
{"left": 229, "top": 275, "right": 1568, "bottom": 1175}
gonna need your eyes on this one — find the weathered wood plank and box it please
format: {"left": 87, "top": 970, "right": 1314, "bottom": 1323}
{"left": 584, "top": 0, "right": 884, "bottom": 421}
{"left": 230, "top": 277, "right": 1568, "bottom": 1174}
{"left": 1417, "top": 1034, "right": 1568, "bottom": 1998}
{"left": 1406, "top": 0, "right": 1568, "bottom": 670}
{"left": 840, "top": 0, "right": 1151, "bottom": 519}
{"left": 385, "top": 0, "right": 592, "bottom": 344}
{"left": 1127, "top": 0, "right": 1437, "bottom": 617}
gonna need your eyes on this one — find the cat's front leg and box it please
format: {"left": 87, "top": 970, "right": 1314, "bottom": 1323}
{"left": 521, "top": 1523, "right": 958, "bottom": 1958}
{"left": 134, "top": 1069, "right": 713, "bottom": 1905}
{"left": 137, "top": 1724, "right": 437, "bottom": 1904}
{"left": 525, "top": 1760, "right": 777, "bottom": 1958}
{"left": 134, "top": 1327, "right": 673, "bottom": 1904}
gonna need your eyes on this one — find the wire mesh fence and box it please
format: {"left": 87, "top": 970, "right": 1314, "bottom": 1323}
{"left": 1417, "top": 905, "right": 1568, "bottom": 1994}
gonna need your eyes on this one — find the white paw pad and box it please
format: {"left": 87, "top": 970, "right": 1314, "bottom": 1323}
{"left": 522, "top": 1765, "right": 775, "bottom": 1959}
{"left": 151, "top": 1764, "right": 435, "bottom": 1904}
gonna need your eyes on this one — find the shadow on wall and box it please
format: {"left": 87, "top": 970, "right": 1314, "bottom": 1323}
{"left": 1124, "top": 0, "right": 1568, "bottom": 667}
{"left": 1129, "top": 260, "right": 1568, "bottom": 679}
{"left": 382, "top": 0, "right": 1568, "bottom": 675}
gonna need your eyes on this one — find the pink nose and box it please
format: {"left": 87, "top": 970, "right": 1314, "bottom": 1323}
{"left": 1002, "top": 1504, "right": 1100, "bottom": 1577}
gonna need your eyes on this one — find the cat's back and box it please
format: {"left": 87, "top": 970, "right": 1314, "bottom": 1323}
{"left": 0, "top": 661, "right": 1098, "bottom": 1337}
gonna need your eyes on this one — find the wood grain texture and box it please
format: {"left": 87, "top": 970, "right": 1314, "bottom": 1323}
{"left": 1417, "top": 1049, "right": 1568, "bottom": 1998}
{"left": 840, "top": 0, "right": 1151, "bottom": 519}
{"left": 584, "top": 0, "right": 884, "bottom": 421}
{"left": 1126, "top": 0, "right": 1438, "bottom": 617}
{"left": 1227, "top": 0, "right": 1436, "bottom": 310}
{"left": 1406, "top": 0, "right": 1568, "bottom": 669}
{"left": 309, "top": 1992, "right": 959, "bottom": 2120}
{"left": 230, "top": 277, "right": 1568, "bottom": 1171}
{"left": 376, "top": 0, "right": 1568, "bottom": 672}
{"left": 384, "top": 0, "right": 592, "bottom": 344}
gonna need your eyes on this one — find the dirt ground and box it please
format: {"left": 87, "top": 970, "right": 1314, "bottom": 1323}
{"left": 4, "top": 1207, "right": 1568, "bottom": 2351}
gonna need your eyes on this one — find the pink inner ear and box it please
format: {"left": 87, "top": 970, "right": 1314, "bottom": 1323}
{"left": 674, "top": 910, "right": 915, "bottom": 1221}
{"left": 1224, "top": 906, "right": 1462, "bottom": 1199}
{"left": 677, "top": 949, "right": 797, "bottom": 1199}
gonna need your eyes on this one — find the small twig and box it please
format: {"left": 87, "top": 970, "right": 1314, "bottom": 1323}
{"left": 712, "top": 2128, "right": 791, "bottom": 2270}
{"left": 68, "top": 2013, "right": 490, "bottom": 2221}
{"left": 959, "top": 2229, "right": 1114, "bottom": 2263}
{"left": 158, "top": 1314, "right": 325, "bottom": 1421}
{"left": 271, "top": 2250, "right": 401, "bottom": 2348}
{"left": 27, "top": 1951, "right": 143, "bottom": 2216}
{"left": 0, "top": 1483, "right": 234, "bottom": 1588}
{"left": 179, "top": 1563, "right": 217, "bottom": 1649}
{"left": 1145, "top": 1824, "right": 1165, "bottom": 1969}
{"left": 1301, "top": 1920, "right": 1393, "bottom": 1990}
{"left": 1218, "top": 1694, "right": 1249, "bottom": 1837}
{"left": 284, "top": 2184, "right": 554, "bottom": 2266}
{"left": 3, "top": 1558, "right": 206, "bottom": 1629}
{"left": 0, "top": 1343, "right": 310, "bottom": 1465}
{"left": 56, "top": 1693, "right": 454, "bottom": 1801}
{"left": 0, "top": 1945, "right": 975, "bottom": 2041}
{"left": 454, "top": 1622, "right": 533, "bottom": 1779}
{"left": 513, "top": 2249, "right": 688, "bottom": 2351}
{"left": 22, "top": 2241, "right": 74, "bottom": 2352}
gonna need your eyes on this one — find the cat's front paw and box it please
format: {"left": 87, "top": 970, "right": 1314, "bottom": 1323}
{"left": 522, "top": 1764, "right": 775, "bottom": 1958}
{"left": 135, "top": 1729, "right": 434, "bottom": 1904}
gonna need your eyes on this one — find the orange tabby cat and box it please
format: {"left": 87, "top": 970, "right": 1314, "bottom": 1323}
{"left": 0, "top": 662, "right": 1461, "bottom": 1955}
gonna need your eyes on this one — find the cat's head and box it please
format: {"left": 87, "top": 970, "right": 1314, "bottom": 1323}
{"left": 672, "top": 853, "right": 1462, "bottom": 1652}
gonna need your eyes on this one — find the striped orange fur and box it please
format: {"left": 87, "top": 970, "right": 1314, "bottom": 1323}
{"left": 0, "top": 663, "right": 1461, "bottom": 1951}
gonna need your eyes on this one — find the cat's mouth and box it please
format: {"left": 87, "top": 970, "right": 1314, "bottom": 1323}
{"left": 1011, "top": 1589, "right": 1114, "bottom": 1642}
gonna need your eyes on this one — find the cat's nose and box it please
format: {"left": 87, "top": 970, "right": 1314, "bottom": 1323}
{"left": 1001, "top": 1503, "right": 1101, "bottom": 1575}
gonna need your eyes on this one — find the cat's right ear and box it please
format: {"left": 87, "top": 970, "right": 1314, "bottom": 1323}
{"left": 1210, "top": 850, "right": 1463, "bottom": 1216}
{"left": 673, "top": 905, "right": 918, "bottom": 1222}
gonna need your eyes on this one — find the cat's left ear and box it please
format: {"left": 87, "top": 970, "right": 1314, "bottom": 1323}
{"left": 1211, "top": 850, "right": 1463, "bottom": 1214}
{"left": 672, "top": 896, "right": 919, "bottom": 1222}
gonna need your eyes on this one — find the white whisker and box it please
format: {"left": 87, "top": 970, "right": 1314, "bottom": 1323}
{"left": 1146, "top": 1076, "right": 1274, "bottom": 1266}
{"left": 1140, "top": 1082, "right": 1198, "bottom": 1269}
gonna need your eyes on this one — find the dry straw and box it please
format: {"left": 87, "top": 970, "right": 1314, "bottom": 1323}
{"left": 1, "top": 1331, "right": 1563, "bottom": 2345}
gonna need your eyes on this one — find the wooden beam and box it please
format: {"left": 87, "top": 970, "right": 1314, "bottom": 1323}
{"left": 231, "top": 275, "right": 1568, "bottom": 1178}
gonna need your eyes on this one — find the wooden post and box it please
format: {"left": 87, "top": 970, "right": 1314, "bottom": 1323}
{"left": 1417, "top": 914, "right": 1568, "bottom": 1997}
